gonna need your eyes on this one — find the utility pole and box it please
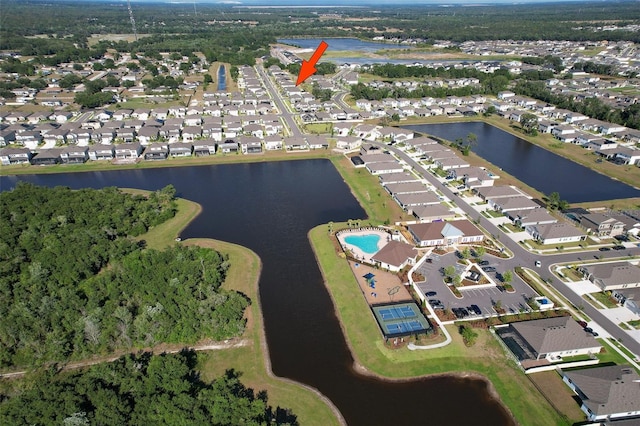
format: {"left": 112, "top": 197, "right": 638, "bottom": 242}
{"left": 127, "top": 0, "right": 138, "bottom": 41}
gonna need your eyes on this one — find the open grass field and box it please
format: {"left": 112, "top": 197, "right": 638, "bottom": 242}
{"left": 309, "top": 223, "right": 569, "bottom": 426}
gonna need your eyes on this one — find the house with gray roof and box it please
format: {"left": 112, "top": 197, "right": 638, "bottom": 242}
{"left": 580, "top": 213, "right": 625, "bottom": 238}
{"left": 509, "top": 208, "right": 558, "bottom": 228}
{"left": 193, "top": 140, "right": 216, "bottom": 156}
{"left": 510, "top": 316, "right": 601, "bottom": 362}
{"left": 489, "top": 196, "right": 539, "bottom": 213}
{"left": 370, "top": 240, "right": 417, "bottom": 273}
{"left": 407, "top": 220, "right": 484, "bottom": 247}
{"left": 561, "top": 365, "right": 640, "bottom": 421}
{"left": 579, "top": 261, "right": 640, "bottom": 291}
{"left": 384, "top": 182, "right": 428, "bottom": 196}
{"left": 366, "top": 161, "right": 404, "bottom": 176}
{"left": 60, "top": 145, "right": 89, "bottom": 164}
{"left": 394, "top": 191, "right": 441, "bottom": 210}
{"left": 0, "top": 147, "right": 32, "bottom": 165}
{"left": 525, "top": 222, "right": 586, "bottom": 245}
{"left": 376, "top": 173, "right": 414, "bottom": 186}
{"left": 475, "top": 185, "right": 525, "bottom": 201}
{"left": 412, "top": 204, "right": 457, "bottom": 223}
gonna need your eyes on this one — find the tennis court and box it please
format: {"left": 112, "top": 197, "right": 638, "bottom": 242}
{"left": 377, "top": 305, "right": 417, "bottom": 321}
{"left": 372, "top": 302, "right": 432, "bottom": 338}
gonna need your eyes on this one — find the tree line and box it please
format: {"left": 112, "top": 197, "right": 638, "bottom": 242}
{"left": 0, "top": 350, "right": 298, "bottom": 425}
{"left": 0, "top": 184, "right": 248, "bottom": 369}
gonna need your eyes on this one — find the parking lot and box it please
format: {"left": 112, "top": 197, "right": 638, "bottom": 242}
{"left": 416, "top": 251, "right": 539, "bottom": 321}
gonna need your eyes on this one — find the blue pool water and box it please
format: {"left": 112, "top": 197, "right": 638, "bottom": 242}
{"left": 344, "top": 234, "right": 381, "bottom": 254}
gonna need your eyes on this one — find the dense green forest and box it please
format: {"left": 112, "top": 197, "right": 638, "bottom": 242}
{"left": 0, "top": 184, "right": 248, "bottom": 369}
{"left": 0, "top": 350, "right": 297, "bottom": 425}
{"left": 2, "top": 0, "right": 639, "bottom": 43}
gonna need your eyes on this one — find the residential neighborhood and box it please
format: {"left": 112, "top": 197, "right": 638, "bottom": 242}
{"left": 2, "top": 5, "right": 640, "bottom": 424}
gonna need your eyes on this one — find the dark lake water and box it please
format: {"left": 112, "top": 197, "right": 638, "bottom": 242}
{"left": 405, "top": 122, "right": 640, "bottom": 203}
{"left": 217, "top": 65, "right": 227, "bottom": 91}
{"left": 0, "top": 160, "right": 514, "bottom": 426}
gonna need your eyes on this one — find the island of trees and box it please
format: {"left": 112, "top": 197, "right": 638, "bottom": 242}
{"left": 0, "top": 183, "right": 248, "bottom": 368}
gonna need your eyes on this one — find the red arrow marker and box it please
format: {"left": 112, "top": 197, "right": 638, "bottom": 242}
{"left": 296, "top": 40, "right": 329, "bottom": 86}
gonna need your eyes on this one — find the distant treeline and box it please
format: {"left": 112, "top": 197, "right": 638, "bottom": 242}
{"left": 0, "top": 183, "right": 249, "bottom": 369}
{"left": 2, "top": 0, "right": 639, "bottom": 44}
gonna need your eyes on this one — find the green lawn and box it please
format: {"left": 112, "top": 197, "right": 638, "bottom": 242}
{"left": 330, "top": 156, "right": 411, "bottom": 224}
{"left": 305, "top": 122, "right": 333, "bottom": 134}
{"left": 309, "top": 224, "right": 569, "bottom": 426}
{"left": 590, "top": 291, "right": 619, "bottom": 309}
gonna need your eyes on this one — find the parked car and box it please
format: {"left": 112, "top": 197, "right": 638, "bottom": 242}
{"left": 577, "top": 320, "right": 588, "bottom": 328}
{"left": 614, "top": 235, "right": 629, "bottom": 242}
{"left": 425, "top": 291, "right": 437, "bottom": 297}
{"left": 584, "top": 327, "right": 593, "bottom": 333}
{"left": 469, "top": 304, "right": 482, "bottom": 315}
{"left": 428, "top": 299, "right": 442, "bottom": 306}
{"left": 535, "top": 260, "right": 541, "bottom": 268}
{"left": 598, "top": 247, "right": 611, "bottom": 251}
{"left": 612, "top": 245, "right": 625, "bottom": 250}
{"left": 479, "top": 260, "right": 490, "bottom": 266}
{"left": 482, "top": 266, "right": 496, "bottom": 272}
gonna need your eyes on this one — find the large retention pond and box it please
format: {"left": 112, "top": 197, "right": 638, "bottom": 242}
{"left": 0, "top": 160, "right": 514, "bottom": 426}
{"left": 405, "top": 122, "right": 640, "bottom": 203}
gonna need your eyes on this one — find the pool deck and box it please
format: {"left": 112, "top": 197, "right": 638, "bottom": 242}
{"left": 337, "top": 228, "right": 391, "bottom": 264}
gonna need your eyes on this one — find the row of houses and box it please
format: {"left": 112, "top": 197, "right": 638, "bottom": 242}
{"left": 0, "top": 115, "right": 290, "bottom": 149}
{"left": 0, "top": 134, "right": 333, "bottom": 165}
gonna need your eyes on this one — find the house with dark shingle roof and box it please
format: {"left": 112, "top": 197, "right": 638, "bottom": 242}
{"left": 525, "top": 222, "right": 586, "bottom": 245}
{"left": 510, "top": 316, "right": 601, "bottom": 362}
{"left": 579, "top": 261, "right": 640, "bottom": 291}
{"left": 561, "top": 365, "right": 640, "bottom": 421}
{"left": 407, "top": 220, "right": 484, "bottom": 247}
{"left": 370, "top": 240, "right": 417, "bottom": 272}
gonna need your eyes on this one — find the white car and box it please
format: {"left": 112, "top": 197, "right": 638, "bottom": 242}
{"left": 535, "top": 260, "right": 541, "bottom": 268}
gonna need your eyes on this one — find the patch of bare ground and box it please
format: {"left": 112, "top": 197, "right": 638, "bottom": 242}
{"left": 528, "top": 371, "right": 586, "bottom": 423}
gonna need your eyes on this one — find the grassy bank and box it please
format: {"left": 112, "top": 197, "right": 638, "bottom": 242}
{"left": 187, "top": 238, "right": 340, "bottom": 426}
{"left": 0, "top": 149, "right": 334, "bottom": 176}
{"left": 330, "top": 155, "right": 411, "bottom": 224}
{"left": 309, "top": 223, "right": 570, "bottom": 426}
{"left": 153, "top": 197, "right": 341, "bottom": 425}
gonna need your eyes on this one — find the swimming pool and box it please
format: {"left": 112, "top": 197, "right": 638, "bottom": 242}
{"left": 344, "top": 234, "right": 381, "bottom": 254}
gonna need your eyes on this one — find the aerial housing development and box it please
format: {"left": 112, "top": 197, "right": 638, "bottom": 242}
{"left": 1, "top": 1, "right": 640, "bottom": 425}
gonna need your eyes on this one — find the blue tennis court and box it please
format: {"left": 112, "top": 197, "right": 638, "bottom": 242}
{"left": 371, "top": 302, "right": 432, "bottom": 338}
{"left": 385, "top": 320, "right": 424, "bottom": 334}
{"left": 377, "top": 305, "right": 416, "bottom": 321}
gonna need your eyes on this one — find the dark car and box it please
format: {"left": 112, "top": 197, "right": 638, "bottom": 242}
{"left": 482, "top": 266, "right": 496, "bottom": 272}
{"left": 613, "top": 245, "right": 625, "bottom": 250}
{"left": 470, "top": 304, "right": 482, "bottom": 315}
{"left": 598, "top": 247, "right": 611, "bottom": 252}
{"left": 426, "top": 291, "right": 437, "bottom": 297}
{"left": 577, "top": 320, "right": 588, "bottom": 328}
{"left": 428, "top": 299, "right": 442, "bottom": 306}
{"left": 584, "top": 327, "right": 593, "bottom": 333}
{"left": 614, "top": 235, "right": 629, "bottom": 242}
{"left": 479, "top": 260, "right": 490, "bottom": 266}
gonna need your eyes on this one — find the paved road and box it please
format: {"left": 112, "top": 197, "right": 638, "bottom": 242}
{"left": 255, "top": 65, "right": 303, "bottom": 137}
{"left": 376, "top": 141, "right": 640, "bottom": 356}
